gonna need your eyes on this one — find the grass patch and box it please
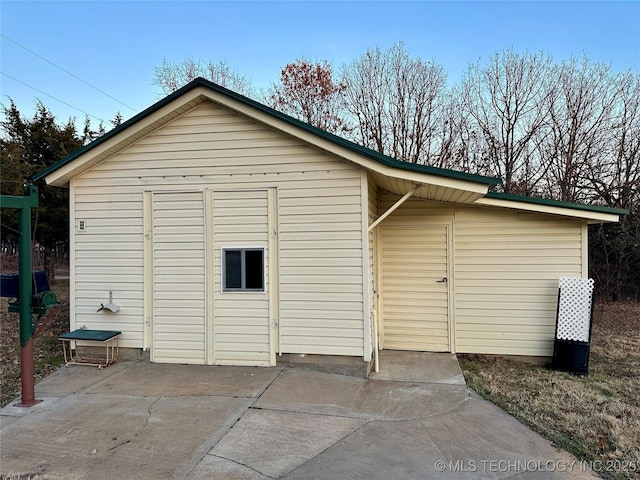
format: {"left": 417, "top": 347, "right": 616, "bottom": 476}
{"left": 459, "top": 301, "right": 640, "bottom": 480}
{"left": 0, "top": 279, "right": 70, "bottom": 407}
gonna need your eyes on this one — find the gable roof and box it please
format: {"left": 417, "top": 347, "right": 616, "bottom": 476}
{"left": 33, "top": 77, "right": 499, "bottom": 186}
{"left": 34, "top": 77, "right": 626, "bottom": 223}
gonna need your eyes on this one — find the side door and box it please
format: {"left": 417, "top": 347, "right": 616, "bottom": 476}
{"left": 380, "top": 224, "right": 450, "bottom": 352}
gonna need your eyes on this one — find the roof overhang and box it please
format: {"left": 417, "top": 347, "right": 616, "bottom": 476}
{"left": 37, "top": 78, "right": 626, "bottom": 224}
{"left": 476, "top": 193, "right": 626, "bottom": 224}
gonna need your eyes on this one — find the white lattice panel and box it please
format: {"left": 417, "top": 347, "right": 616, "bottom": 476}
{"left": 556, "top": 277, "right": 594, "bottom": 342}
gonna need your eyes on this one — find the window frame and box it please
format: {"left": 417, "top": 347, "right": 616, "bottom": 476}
{"left": 221, "top": 246, "right": 266, "bottom": 293}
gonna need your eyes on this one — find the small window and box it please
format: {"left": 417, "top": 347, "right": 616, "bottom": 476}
{"left": 222, "top": 248, "right": 265, "bottom": 292}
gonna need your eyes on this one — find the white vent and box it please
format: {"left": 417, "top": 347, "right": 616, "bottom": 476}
{"left": 556, "top": 277, "right": 594, "bottom": 342}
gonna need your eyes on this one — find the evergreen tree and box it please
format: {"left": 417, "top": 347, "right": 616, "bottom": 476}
{"left": 1, "top": 100, "right": 84, "bottom": 279}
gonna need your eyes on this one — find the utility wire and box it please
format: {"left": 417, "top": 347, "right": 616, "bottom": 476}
{"left": 1, "top": 34, "right": 136, "bottom": 112}
{"left": 1, "top": 223, "right": 23, "bottom": 236}
{"left": 1, "top": 72, "right": 107, "bottom": 123}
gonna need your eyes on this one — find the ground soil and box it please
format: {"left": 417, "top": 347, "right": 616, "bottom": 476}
{"left": 1, "top": 254, "right": 70, "bottom": 407}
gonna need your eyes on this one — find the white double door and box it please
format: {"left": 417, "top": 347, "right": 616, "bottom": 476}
{"left": 147, "top": 189, "right": 277, "bottom": 365}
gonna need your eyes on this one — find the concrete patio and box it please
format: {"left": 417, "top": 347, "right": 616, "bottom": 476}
{"left": 0, "top": 352, "right": 595, "bottom": 479}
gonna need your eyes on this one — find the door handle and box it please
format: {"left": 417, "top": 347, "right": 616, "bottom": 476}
{"left": 436, "top": 277, "right": 447, "bottom": 283}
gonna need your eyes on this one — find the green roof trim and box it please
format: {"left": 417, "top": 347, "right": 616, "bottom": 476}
{"left": 34, "top": 77, "right": 501, "bottom": 186}
{"left": 485, "top": 191, "right": 629, "bottom": 216}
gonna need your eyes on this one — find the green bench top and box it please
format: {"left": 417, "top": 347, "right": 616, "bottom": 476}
{"left": 59, "top": 329, "right": 121, "bottom": 342}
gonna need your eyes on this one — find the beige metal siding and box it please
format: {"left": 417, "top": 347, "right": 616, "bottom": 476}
{"left": 151, "top": 191, "right": 206, "bottom": 363}
{"left": 454, "top": 209, "right": 584, "bottom": 356}
{"left": 71, "top": 101, "right": 364, "bottom": 361}
{"left": 378, "top": 193, "right": 455, "bottom": 225}
{"left": 381, "top": 225, "right": 449, "bottom": 351}
{"left": 278, "top": 186, "right": 364, "bottom": 355}
{"left": 73, "top": 191, "right": 144, "bottom": 348}
{"left": 377, "top": 193, "right": 585, "bottom": 357}
{"left": 213, "top": 190, "right": 270, "bottom": 365}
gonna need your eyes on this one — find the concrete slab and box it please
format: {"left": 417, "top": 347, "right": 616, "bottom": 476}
{"left": 89, "top": 395, "right": 252, "bottom": 480}
{"left": 211, "top": 408, "right": 366, "bottom": 478}
{"left": 1, "top": 393, "right": 158, "bottom": 479}
{"left": 371, "top": 351, "right": 466, "bottom": 385}
{"left": 1, "top": 392, "right": 252, "bottom": 480}
{"left": 283, "top": 393, "right": 597, "bottom": 480}
{"left": 87, "top": 363, "right": 283, "bottom": 398}
{"left": 0, "top": 413, "right": 21, "bottom": 428}
{"left": 256, "top": 368, "right": 469, "bottom": 420}
{"left": 1, "top": 361, "right": 593, "bottom": 480}
{"left": 186, "top": 454, "right": 272, "bottom": 480}
{"left": 34, "top": 361, "right": 133, "bottom": 396}
{"left": 0, "top": 396, "right": 60, "bottom": 417}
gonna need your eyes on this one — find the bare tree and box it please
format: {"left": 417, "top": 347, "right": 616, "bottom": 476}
{"left": 341, "top": 43, "right": 448, "bottom": 164}
{"left": 460, "top": 50, "right": 553, "bottom": 194}
{"left": 541, "top": 58, "right": 618, "bottom": 202}
{"left": 153, "top": 58, "right": 254, "bottom": 97}
{"left": 587, "top": 72, "right": 640, "bottom": 209}
{"left": 266, "top": 59, "right": 348, "bottom": 134}
{"left": 586, "top": 72, "right": 640, "bottom": 300}
{"left": 437, "top": 90, "right": 494, "bottom": 176}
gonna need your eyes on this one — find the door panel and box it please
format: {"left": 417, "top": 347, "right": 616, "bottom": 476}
{"left": 151, "top": 191, "right": 206, "bottom": 364}
{"left": 381, "top": 225, "right": 449, "bottom": 352}
{"left": 213, "top": 190, "right": 271, "bottom": 365}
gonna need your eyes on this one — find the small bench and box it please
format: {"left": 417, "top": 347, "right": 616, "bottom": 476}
{"left": 59, "top": 329, "right": 121, "bottom": 369}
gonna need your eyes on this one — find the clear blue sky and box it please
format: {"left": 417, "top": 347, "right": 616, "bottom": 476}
{"left": 1, "top": 1, "right": 639, "bottom": 129}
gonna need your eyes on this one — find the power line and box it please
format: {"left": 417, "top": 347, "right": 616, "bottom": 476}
{"left": 1, "top": 72, "right": 107, "bottom": 123}
{"left": 1, "top": 34, "right": 137, "bottom": 112}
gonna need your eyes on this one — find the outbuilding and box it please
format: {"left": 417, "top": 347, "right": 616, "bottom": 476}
{"left": 36, "top": 78, "right": 625, "bottom": 374}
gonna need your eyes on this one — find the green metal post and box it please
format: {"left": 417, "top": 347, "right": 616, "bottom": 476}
{"left": 17, "top": 199, "right": 32, "bottom": 348}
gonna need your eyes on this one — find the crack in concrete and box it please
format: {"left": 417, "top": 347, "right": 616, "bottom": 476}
{"left": 282, "top": 418, "right": 373, "bottom": 478}
{"left": 208, "top": 452, "right": 277, "bottom": 479}
{"left": 97, "top": 396, "right": 161, "bottom": 463}
{"left": 211, "top": 367, "right": 286, "bottom": 450}
{"left": 184, "top": 367, "right": 469, "bottom": 479}
{"left": 248, "top": 385, "right": 470, "bottom": 423}
{"left": 181, "top": 367, "right": 285, "bottom": 479}
{"left": 141, "top": 396, "right": 161, "bottom": 430}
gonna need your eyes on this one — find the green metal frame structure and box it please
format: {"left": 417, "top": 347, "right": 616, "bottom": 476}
{"left": 0, "top": 185, "right": 41, "bottom": 407}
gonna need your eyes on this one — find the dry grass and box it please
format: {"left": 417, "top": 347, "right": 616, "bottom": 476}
{"left": 459, "top": 302, "right": 640, "bottom": 480}
{"left": 0, "top": 254, "right": 70, "bottom": 407}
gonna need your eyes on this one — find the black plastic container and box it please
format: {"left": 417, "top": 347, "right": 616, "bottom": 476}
{"left": 0, "top": 271, "right": 51, "bottom": 298}
{"left": 553, "top": 339, "right": 591, "bottom": 374}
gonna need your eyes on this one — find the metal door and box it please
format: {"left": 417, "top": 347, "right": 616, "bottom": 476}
{"left": 380, "top": 225, "right": 450, "bottom": 351}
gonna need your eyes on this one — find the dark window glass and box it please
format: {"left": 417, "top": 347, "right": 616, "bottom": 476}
{"left": 223, "top": 248, "right": 264, "bottom": 291}
{"left": 245, "top": 250, "right": 264, "bottom": 289}
{"left": 224, "top": 250, "right": 242, "bottom": 289}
